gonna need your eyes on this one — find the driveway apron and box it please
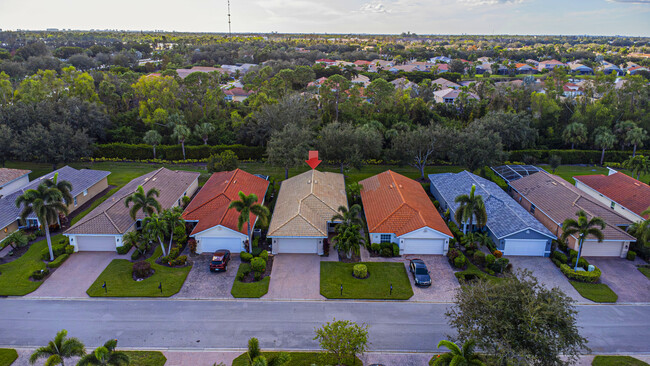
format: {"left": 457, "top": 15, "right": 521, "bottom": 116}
{"left": 265, "top": 254, "right": 323, "bottom": 300}
{"left": 174, "top": 254, "right": 240, "bottom": 299}
{"left": 508, "top": 257, "right": 584, "bottom": 302}
{"left": 585, "top": 257, "right": 650, "bottom": 303}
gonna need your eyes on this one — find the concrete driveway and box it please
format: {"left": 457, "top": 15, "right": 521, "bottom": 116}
{"left": 265, "top": 254, "right": 323, "bottom": 300}
{"left": 174, "top": 254, "right": 240, "bottom": 299}
{"left": 585, "top": 257, "right": 650, "bottom": 303}
{"left": 508, "top": 257, "right": 583, "bottom": 302}
{"left": 26, "top": 251, "right": 122, "bottom": 298}
{"left": 402, "top": 255, "right": 459, "bottom": 302}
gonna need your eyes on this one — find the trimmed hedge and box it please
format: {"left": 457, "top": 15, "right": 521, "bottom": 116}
{"left": 47, "top": 253, "right": 69, "bottom": 268}
{"left": 93, "top": 143, "right": 266, "bottom": 161}
{"left": 560, "top": 263, "right": 601, "bottom": 283}
{"left": 508, "top": 149, "right": 650, "bottom": 165}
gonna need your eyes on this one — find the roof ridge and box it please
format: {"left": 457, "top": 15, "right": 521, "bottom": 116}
{"left": 103, "top": 211, "right": 121, "bottom": 233}
{"left": 184, "top": 170, "right": 237, "bottom": 216}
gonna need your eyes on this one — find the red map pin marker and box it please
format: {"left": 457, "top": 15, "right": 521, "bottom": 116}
{"left": 305, "top": 150, "right": 322, "bottom": 170}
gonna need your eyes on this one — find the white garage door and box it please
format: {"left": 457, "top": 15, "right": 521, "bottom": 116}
{"left": 199, "top": 237, "right": 242, "bottom": 253}
{"left": 504, "top": 239, "right": 547, "bottom": 256}
{"left": 76, "top": 236, "right": 116, "bottom": 252}
{"left": 402, "top": 238, "right": 445, "bottom": 255}
{"left": 581, "top": 240, "right": 623, "bottom": 257}
{"left": 276, "top": 238, "right": 318, "bottom": 254}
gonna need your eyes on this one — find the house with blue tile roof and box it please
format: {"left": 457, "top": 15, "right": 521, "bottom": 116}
{"left": 429, "top": 171, "right": 556, "bottom": 257}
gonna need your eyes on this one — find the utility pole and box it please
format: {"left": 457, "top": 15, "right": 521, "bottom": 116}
{"left": 227, "top": 0, "right": 232, "bottom": 37}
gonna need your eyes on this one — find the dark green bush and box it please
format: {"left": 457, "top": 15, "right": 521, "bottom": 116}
{"left": 560, "top": 264, "right": 601, "bottom": 283}
{"left": 380, "top": 247, "right": 393, "bottom": 257}
{"left": 251, "top": 257, "right": 266, "bottom": 273}
{"left": 241, "top": 252, "right": 253, "bottom": 262}
{"left": 93, "top": 143, "right": 265, "bottom": 161}
{"left": 259, "top": 250, "right": 269, "bottom": 261}
{"left": 465, "top": 249, "right": 475, "bottom": 258}
{"left": 454, "top": 255, "right": 467, "bottom": 269}
{"left": 31, "top": 268, "right": 50, "bottom": 280}
{"left": 570, "top": 257, "right": 590, "bottom": 270}
{"left": 490, "top": 257, "right": 510, "bottom": 273}
{"left": 508, "top": 149, "right": 649, "bottom": 165}
{"left": 380, "top": 242, "right": 392, "bottom": 250}
{"left": 447, "top": 248, "right": 461, "bottom": 261}
{"left": 133, "top": 261, "right": 152, "bottom": 278}
{"left": 569, "top": 249, "right": 579, "bottom": 259}
{"left": 41, "top": 243, "right": 68, "bottom": 260}
{"left": 392, "top": 243, "right": 400, "bottom": 257}
{"left": 131, "top": 250, "right": 141, "bottom": 261}
{"left": 473, "top": 251, "right": 486, "bottom": 266}
{"left": 116, "top": 243, "right": 132, "bottom": 255}
{"left": 551, "top": 250, "right": 568, "bottom": 264}
{"left": 47, "top": 254, "right": 69, "bottom": 268}
{"left": 370, "top": 243, "right": 380, "bottom": 252}
{"left": 172, "top": 255, "right": 187, "bottom": 266}
{"left": 65, "top": 245, "right": 74, "bottom": 255}
{"left": 626, "top": 250, "right": 636, "bottom": 261}
{"left": 485, "top": 253, "right": 496, "bottom": 266}
{"left": 251, "top": 246, "right": 262, "bottom": 257}
{"left": 207, "top": 150, "right": 239, "bottom": 173}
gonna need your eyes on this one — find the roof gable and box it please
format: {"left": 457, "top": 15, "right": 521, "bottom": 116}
{"left": 574, "top": 172, "right": 650, "bottom": 219}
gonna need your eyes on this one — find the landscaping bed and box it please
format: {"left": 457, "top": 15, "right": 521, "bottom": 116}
{"left": 592, "top": 356, "right": 649, "bottom": 366}
{"left": 570, "top": 281, "right": 618, "bottom": 303}
{"left": 320, "top": 261, "right": 413, "bottom": 300}
{"left": 550, "top": 248, "right": 618, "bottom": 302}
{"left": 0, "top": 348, "right": 18, "bottom": 366}
{"left": 232, "top": 351, "right": 361, "bottom": 366}
{"left": 122, "top": 351, "right": 167, "bottom": 366}
{"left": 86, "top": 246, "right": 191, "bottom": 297}
{"left": 231, "top": 249, "right": 272, "bottom": 298}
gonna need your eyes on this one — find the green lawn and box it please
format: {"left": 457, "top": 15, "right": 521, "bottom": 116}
{"left": 87, "top": 246, "right": 191, "bottom": 297}
{"left": 570, "top": 281, "right": 618, "bottom": 303}
{"left": 592, "top": 356, "right": 649, "bottom": 366}
{"left": 320, "top": 262, "right": 413, "bottom": 300}
{"left": 454, "top": 262, "right": 503, "bottom": 284}
{"left": 0, "top": 349, "right": 18, "bottom": 366}
{"left": 231, "top": 263, "right": 270, "bottom": 298}
{"left": 0, "top": 234, "right": 65, "bottom": 296}
{"left": 231, "top": 351, "right": 362, "bottom": 366}
{"left": 123, "top": 351, "right": 167, "bottom": 366}
{"left": 638, "top": 266, "right": 650, "bottom": 280}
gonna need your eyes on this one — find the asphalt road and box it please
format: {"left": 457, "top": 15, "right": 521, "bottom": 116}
{"left": 0, "top": 299, "right": 648, "bottom": 353}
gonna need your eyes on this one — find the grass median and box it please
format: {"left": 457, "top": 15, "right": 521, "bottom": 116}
{"left": 231, "top": 263, "right": 270, "bottom": 298}
{"left": 320, "top": 261, "right": 413, "bottom": 300}
{"left": 570, "top": 281, "right": 618, "bottom": 303}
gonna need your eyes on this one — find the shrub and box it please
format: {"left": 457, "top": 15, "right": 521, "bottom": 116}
{"left": 168, "top": 246, "right": 180, "bottom": 260}
{"left": 353, "top": 264, "right": 368, "bottom": 278}
{"left": 465, "top": 249, "right": 475, "bottom": 258}
{"left": 188, "top": 238, "right": 197, "bottom": 254}
{"left": 41, "top": 243, "right": 68, "bottom": 260}
{"left": 380, "top": 241, "right": 392, "bottom": 250}
{"left": 627, "top": 250, "right": 637, "bottom": 261}
{"left": 31, "top": 268, "right": 50, "bottom": 280}
{"left": 493, "top": 250, "right": 503, "bottom": 258}
{"left": 570, "top": 257, "right": 590, "bottom": 270}
{"left": 381, "top": 247, "right": 393, "bottom": 257}
{"left": 392, "top": 243, "right": 399, "bottom": 257}
{"left": 447, "top": 248, "right": 461, "bottom": 261}
{"left": 259, "top": 250, "right": 269, "bottom": 261}
{"left": 551, "top": 250, "right": 568, "bottom": 264}
{"left": 569, "top": 249, "right": 579, "bottom": 259}
{"left": 560, "top": 264, "right": 601, "bottom": 283}
{"left": 173, "top": 225, "right": 187, "bottom": 244}
{"left": 207, "top": 150, "right": 239, "bottom": 173}
{"left": 248, "top": 338, "right": 261, "bottom": 360}
{"left": 556, "top": 239, "right": 568, "bottom": 253}
{"left": 370, "top": 243, "right": 380, "bottom": 252}
{"left": 131, "top": 250, "right": 141, "bottom": 261}
{"left": 251, "top": 257, "right": 266, "bottom": 273}
{"left": 172, "top": 255, "right": 187, "bottom": 266}
{"left": 47, "top": 253, "right": 69, "bottom": 268}
{"left": 490, "top": 257, "right": 510, "bottom": 273}
{"left": 241, "top": 252, "right": 253, "bottom": 262}
{"left": 433, "top": 200, "right": 440, "bottom": 209}
{"left": 116, "top": 243, "right": 132, "bottom": 255}
{"left": 254, "top": 271, "right": 262, "bottom": 281}
{"left": 473, "top": 251, "right": 486, "bottom": 266}
{"left": 251, "top": 246, "right": 263, "bottom": 257}
{"left": 65, "top": 245, "right": 74, "bottom": 255}
{"left": 133, "top": 261, "right": 152, "bottom": 278}
{"left": 485, "top": 254, "right": 496, "bottom": 266}
{"left": 454, "top": 254, "right": 467, "bottom": 269}
{"left": 93, "top": 143, "right": 265, "bottom": 161}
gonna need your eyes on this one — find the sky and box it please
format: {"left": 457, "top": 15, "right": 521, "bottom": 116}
{"left": 1, "top": 0, "right": 649, "bottom": 36}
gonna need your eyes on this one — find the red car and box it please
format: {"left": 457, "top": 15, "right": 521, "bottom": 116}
{"left": 209, "top": 250, "right": 231, "bottom": 272}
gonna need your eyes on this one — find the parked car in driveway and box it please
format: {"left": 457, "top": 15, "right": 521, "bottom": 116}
{"left": 210, "top": 250, "right": 231, "bottom": 272}
{"left": 409, "top": 259, "right": 431, "bottom": 287}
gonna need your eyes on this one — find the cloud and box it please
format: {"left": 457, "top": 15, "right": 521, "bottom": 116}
{"left": 458, "top": 0, "right": 526, "bottom": 5}
{"left": 360, "top": 2, "right": 390, "bottom": 13}
{"left": 607, "top": 0, "right": 650, "bottom": 3}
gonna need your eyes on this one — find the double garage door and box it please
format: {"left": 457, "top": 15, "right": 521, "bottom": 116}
{"left": 199, "top": 237, "right": 243, "bottom": 254}
{"left": 581, "top": 240, "right": 624, "bottom": 257}
{"left": 275, "top": 238, "right": 318, "bottom": 254}
{"left": 76, "top": 236, "right": 116, "bottom": 252}
{"left": 401, "top": 238, "right": 445, "bottom": 255}
{"left": 503, "top": 239, "right": 548, "bottom": 256}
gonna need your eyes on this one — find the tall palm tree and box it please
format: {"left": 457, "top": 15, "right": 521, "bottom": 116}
{"left": 16, "top": 183, "right": 69, "bottom": 261}
{"left": 143, "top": 130, "right": 162, "bottom": 159}
{"left": 77, "top": 339, "right": 129, "bottom": 366}
{"left": 562, "top": 122, "right": 587, "bottom": 150}
{"left": 626, "top": 127, "right": 648, "bottom": 157}
{"left": 454, "top": 185, "right": 487, "bottom": 235}
{"left": 561, "top": 210, "right": 606, "bottom": 271}
{"left": 194, "top": 123, "right": 215, "bottom": 145}
{"left": 432, "top": 339, "right": 485, "bottom": 366}
{"left": 124, "top": 185, "right": 161, "bottom": 220}
{"left": 143, "top": 213, "right": 168, "bottom": 256}
{"left": 228, "top": 191, "right": 270, "bottom": 252}
{"left": 44, "top": 172, "right": 73, "bottom": 206}
{"left": 333, "top": 223, "right": 364, "bottom": 259}
{"left": 0, "top": 230, "right": 28, "bottom": 251}
{"left": 594, "top": 129, "right": 616, "bottom": 166}
{"left": 628, "top": 207, "right": 650, "bottom": 244}
{"left": 161, "top": 207, "right": 185, "bottom": 256}
{"left": 331, "top": 204, "right": 363, "bottom": 227}
{"left": 623, "top": 155, "right": 650, "bottom": 180}
{"left": 29, "top": 329, "right": 85, "bottom": 366}
{"left": 172, "top": 123, "right": 191, "bottom": 160}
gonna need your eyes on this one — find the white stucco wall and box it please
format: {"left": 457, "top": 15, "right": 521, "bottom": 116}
{"left": 574, "top": 180, "right": 644, "bottom": 223}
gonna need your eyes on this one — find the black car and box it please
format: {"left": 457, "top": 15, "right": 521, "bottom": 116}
{"left": 409, "top": 259, "right": 431, "bottom": 287}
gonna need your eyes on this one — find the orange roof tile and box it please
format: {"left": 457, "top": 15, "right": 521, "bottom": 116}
{"left": 360, "top": 171, "right": 452, "bottom": 238}
{"left": 574, "top": 172, "right": 650, "bottom": 219}
{"left": 183, "top": 169, "right": 269, "bottom": 236}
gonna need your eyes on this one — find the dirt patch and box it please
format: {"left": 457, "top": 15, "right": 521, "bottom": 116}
{"left": 240, "top": 255, "right": 274, "bottom": 283}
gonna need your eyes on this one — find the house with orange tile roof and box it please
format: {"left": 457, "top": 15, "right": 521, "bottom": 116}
{"left": 360, "top": 171, "right": 453, "bottom": 255}
{"left": 183, "top": 169, "right": 269, "bottom": 253}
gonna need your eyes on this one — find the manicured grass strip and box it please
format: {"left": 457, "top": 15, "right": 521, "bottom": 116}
{"left": 638, "top": 266, "right": 650, "bottom": 281}
{"left": 320, "top": 262, "right": 413, "bottom": 300}
{"left": 0, "top": 349, "right": 18, "bottom": 366}
{"left": 570, "top": 281, "right": 618, "bottom": 303}
{"left": 123, "top": 351, "right": 167, "bottom": 366}
{"left": 87, "top": 246, "right": 191, "bottom": 297}
{"left": 231, "top": 263, "right": 270, "bottom": 298}
{"left": 592, "top": 356, "right": 649, "bottom": 366}
{"left": 454, "top": 262, "right": 503, "bottom": 284}
{"left": 0, "top": 234, "right": 65, "bottom": 296}
{"left": 232, "top": 351, "right": 361, "bottom": 366}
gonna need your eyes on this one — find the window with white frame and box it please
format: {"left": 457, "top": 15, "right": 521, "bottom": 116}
{"left": 380, "top": 234, "right": 391, "bottom": 242}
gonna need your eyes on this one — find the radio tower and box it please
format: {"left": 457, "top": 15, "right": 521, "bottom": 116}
{"left": 227, "top": 0, "right": 232, "bottom": 37}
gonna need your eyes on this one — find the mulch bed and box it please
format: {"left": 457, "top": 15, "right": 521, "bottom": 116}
{"left": 240, "top": 255, "right": 274, "bottom": 283}
{"left": 132, "top": 268, "right": 156, "bottom": 281}
{"left": 338, "top": 250, "right": 361, "bottom": 263}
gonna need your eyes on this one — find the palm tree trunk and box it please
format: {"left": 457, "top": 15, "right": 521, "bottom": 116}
{"left": 203, "top": 137, "right": 208, "bottom": 145}
{"left": 633, "top": 144, "right": 637, "bottom": 157}
{"left": 571, "top": 142, "right": 575, "bottom": 150}
{"left": 181, "top": 141, "right": 186, "bottom": 160}
{"left": 159, "top": 236, "right": 167, "bottom": 257}
{"left": 247, "top": 221, "right": 252, "bottom": 252}
{"left": 574, "top": 237, "right": 584, "bottom": 272}
{"left": 600, "top": 148, "right": 605, "bottom": 166}
{"left": 153, "top": 145, "right": 156, "bottom": 159}
{"left": 43, "top": 218, "right": 54, "bottom": 261}
{"left": 340, "top": 163, "right": 344, "bottom": 175}
{"left": 168, "top": 226, "right": 174, "bottom": 257}
{"left": 285, "top": 168, "right": 289, "bottom": 180}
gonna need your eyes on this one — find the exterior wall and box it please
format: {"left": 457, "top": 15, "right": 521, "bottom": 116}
{"left": 172, "top": 178, "right": 199, "bottom": 209}
{"left": 398, "top": 227, "right": 450, "bottom": 255}
{"left": 0, "top": 221, "right": 20, "bottom": 241}
{"left": 69, "top": 177, "right": 109, "bottom": 214}
{"left": 369, "top": 233, "right": 398, "bottom": 245}
{"left": 193, "top": 225, "right": 247, "bottom": 253}
{"left": 0, "top": 175, "right": 30, "bottom": 196}
{"left": 574, "top": 180, "right": 644, "bottom": 223}
{"left": 270, "top": 237, "right": 323, "bottom": 255}
{"left": 500, "top": 230, "right": 553, "bottom": 257}
{"left": 67, "top": 234, "right": 122, "bottom": 252}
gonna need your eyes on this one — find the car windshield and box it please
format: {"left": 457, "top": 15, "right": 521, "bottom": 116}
{"left": 415, "top": 267, "right": 428, "bottom": 275}
{"left": 212, "top": 260, "right": 223, "bottom": 265}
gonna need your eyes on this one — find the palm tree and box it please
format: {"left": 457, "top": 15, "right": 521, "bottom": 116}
{"left": 77, "top": 339, "right": 129, "bottom": 366}
{"left": 623, "top": 155, "right": 650, "bottom": 180}
{"left": 172, "top": 123, "right": 191, "bottom": 160}
{"left": 44, "top": 172, "right": 73, "bottom": 206}
{"left": 16, "top": 183, "right": 69, "bottom": 261}
{"left": 0, "top": 230, "right": 28, "bottom": 250}
{"left": 454, "top": 185, "right": 487, "bottom": 235}
{"left": 228, "top": 192, "right": 270, "bottom": 252}
{"left": 194, "top": 123, "right": 215, "bottom": 145}
{"left": 561, "top": 210, "right": 606, "bottom": 271}
{"left": 161, "top": 207, "right": 185, "bottom": 256}
{"left": 594, "top": 128, "right": 616, "bottom": 166}
{"left": 143, "top": 213, "right": 168, "bottom": 256}
{"left": 432, "top": 339, "right": 485, "bottom": 366}
{"left": 29, "top": 329, "right": 85, "bottom": 366}
{"left": 122, "top": 231, "right": 146, "bottom": 255}
{"left": 628, "top": 207, "right": 650, "bottom": 244}
{"left": 626, "top": 127, "right": 648, "bottom": 157}
{"left": 124, "top": 185, "right": 161, "bottom": 220}
{"left": 333, "top": 223, "right": 364, "bottom": 259}
{"left": 143, "top": 130, "right": 162, "bottom": 159}
{"left": 332, "top": 204, "right": 363, "bottom": 227}
{"left": 562, "top": 122, "right": 587, "bottom": 150}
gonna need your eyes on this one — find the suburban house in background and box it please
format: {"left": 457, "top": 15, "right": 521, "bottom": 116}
{"left": 433, "top": 89, "right": 479, "bottom": 104}
{"left": 224, "top": 87, "right": 252, "bottom": 102}
{"left": 432, "top": 78, "right": 460, "bottom": 89}
{"left": 509, "top": 171, "right": 635, "bottom": 258}
{"left": 360, "top": 171, "right": 453, "bottom": 255}
{"left": 538, "top": 59, "right": 565, "bottom": 71}
{"left": 1, "top": 166, "right": 110, "bottom": 241}
{"left": 182, "top": 169, "right": 269, "bottom": 254}
{"left": 0, "top": 168, "right": 31, "bottom": 197}
{"left": 429, "top": 171, "right": 555, "bottom": 257}
{"left": 573, "top": 169, "right": 650, "bottom": 223}
{"left": 267, "top": 170, "right": 347, "bottom": 255}
{"left": 568, "top": 63, "right": 594, "bottom": 75}
{"left": 65, "top": 168, "right": 199, "bottom": 252}
{"left": 515, "top": 63, "right": 537, "bottom": 74}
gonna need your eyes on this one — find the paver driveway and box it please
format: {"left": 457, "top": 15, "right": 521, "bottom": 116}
{"left": 402, "top": 255, "right": 459, "bottom": 302}
{"left": 585, "top": 257, "right": 650, "bottom": 303}
{"left": 26, "top": 251, "right": 122, "bottom": 298}
{"left": 265, "top": 254, "right": 323, "bottom": 299}
{"left": 174, "top": 253, "right": 240, "bottom": 299}
{"left": 508, "top": 257, "right": 584, "bottom": 302}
